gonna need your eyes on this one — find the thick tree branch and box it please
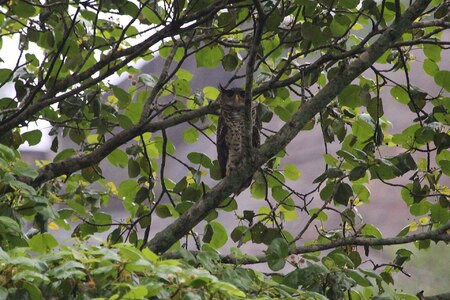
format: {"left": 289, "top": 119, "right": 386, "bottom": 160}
{"left": 31, "top": 103, "right": 218, "bottom": 186}
{"left": 147, "top": 0, "right": 433, "bottom": 254}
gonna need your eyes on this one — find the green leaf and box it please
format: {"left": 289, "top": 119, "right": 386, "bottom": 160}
{"left": 434, "top": 71, "right": 450, "bottom": 92}
{"left": 283, "top": 163, "right": 301, "bottom": 180}
{"left": 353, "top": 183, "right": 370, "bottom": 203}
{"left": 0, "top": 69, "right": 12, "bottom": 81}
{"left": 176, "top": 68, "right": 193, "bottom": 81}
{"left": 272, "top": 186, "right": 290, "bottom": 203}
{"left": 423, "top": 44, "right": 442, "bottom": 62}
{"left": 0, "top": 144, "right": 16, "bottom": 160}
{"left": 116, "top": 244, "right": 144, "bottom": 261}
{"left": 128, "top": 158, "right": 140, "bottom": 178}
{"left": 107, "top": 149, "right": 128, "bottom": 168}
{"left": 323, "top": 154, "right": 339, "bottom": 166}
{"left": 349, "top": 166, "right": 367, "bottom": 181}
{"left": 187, "top": 152, "right": 213, "bottom": 168}
{"left": 334, "top": 182, "right": 353, "bottom": 206}
{"left": 410, "top": 200, "right": 431, "bottom": 216}
{"left": 359, "top": 268, "right": 383, "bottom": 281}
{"left": 436, "top": 150, "right": 450, "bottom": 176}
{"left": 123, "top": 285, "right": 148, "bottom": 299}
{"left": 309, "top": 208, "right": 328, "bottom": 221}
{"left": 320, "top": 182, "right": 334, "bottom": 201}
{"left": 231, "top": 226, "right": 247, "bottom": 243}
{"left": 22, "top": 130, "right": 43, "bottom": 146}
{"left": 362, "top": 224, "right": 382, "bottom": 238}
{"left": 203, "top": 86, "right": 220, "bottom": 100}
{"left": 339, "top": 0, "right": 359, "bottom": 9}
{"left": 414, "top": 126, "right": 435, "bottom": 144}
{"left": 330, "top": 14, "right": 351, "bottom": 37}
{"left": 328, "top": 251, "right": 354, "bottom": 268}
{"left": 183, "top": 128, "right": 199, "bottom": 144}
{"left": 142, "top": 7, "right": 161, "bottom": 24}
{"left": 347, "top": 270, "right": 372, "bottom": 287}
{"left": 434, "top": 3, "right": 449, "bottom": 18}
{"left": 415, "top": 239, "right": 431, "bottom": 250}
{"left": 0, "top": 216, "right": 22, "bottom": 235}
{"left": 338, "top": 85, "right": 361, "bottom": 108}
{"left": 47, "top": 263, "right": 85, "bottom": 280}
{"left": 0, "top": 247, "right": 10, "bottom": 260}
{"left": 283, "top": 264, "right": 329, "bottom": 288}
{"left": 156, "top": 204, "right": 172, "bottom": 218}
{"left": 112, "top": 85, "right": 131, "bottom": 109}
{"left": 390, "top": 86, "right": 409, "bottom": 104}
{"left": 204, "top": 221, "right": 228, "bottom": 249}
{"left": 195, "top": 46, "right": 224, "bottom": 68}
{"left": 173, "top": 79, "right": 191, "bottom": 97}
{"left": 118, "top": 180, "right": 139, "bottom": 201}
{"left": 395, "top": 293, "right": 421, "bottom": 300}
{"left": 366, "top": 97, "right": 384, "bottom": 120}
{"left": 53, "top": 148, "right": 76, "bottom": 162}
{"left": 28, "top": 233, "right": 58, "bottom": 254}
{"left": 214, "top": 282, "right": 246, "bottom": 297}
{"left": 93, "top": 212, "right": 112, "bottom": 232}
{"left": 423, "top": 59, "right": 439, "bottom": 76}
{"left": 430, "top": 203, "right": 450, "bottom": 224}
{"left": 222, "top": 53, "right": 239, "bottom": 71}
{"left": 301, "top": 22, "right": 322, "bottom": 41}
{"left": 266, "top": 8, "right": 282, "bottom": 31}
{"left": 12, "top": 270, "right": 50, "bottom": 283}
{"left": 266, "top": 238, "right": 288, "bottom": 271}
{"left": 12, "top": 1, "right": 36, "bottom": 18}
{"left": 352, "top": 116, "right": 375, "bottom": 142}
{"left": 250, "top": 181, "right": 266, "bottom": 199}
{"left": 12, "top": 165, "right": 39, "bottom": 179}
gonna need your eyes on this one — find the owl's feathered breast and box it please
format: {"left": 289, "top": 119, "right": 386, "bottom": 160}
{"left": 217, "top": 103, "right": 260, "bottom": 179}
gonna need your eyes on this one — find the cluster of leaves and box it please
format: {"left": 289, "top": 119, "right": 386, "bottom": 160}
{"left": 1, "top": 0, "right": 450, "bottom": 298}
{"left": 0, "top": 235, "right": 423, "bottom": 300}
{"left": 0, "top": 238, "right": 347, "bottom": 300}
{"left": 266, "top": 238, "right": 423, "bottom": 300}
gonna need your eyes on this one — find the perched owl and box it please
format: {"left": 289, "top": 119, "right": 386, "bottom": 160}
{"left": 217, "top": 85, "right": 261, "bottom": 192}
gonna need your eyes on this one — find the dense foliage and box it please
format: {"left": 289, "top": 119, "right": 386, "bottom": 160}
{"left": 0, "top": 0, "right": 449, "bottom": 298}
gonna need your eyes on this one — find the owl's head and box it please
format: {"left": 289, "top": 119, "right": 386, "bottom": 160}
{"left": 218, "top": 85, "right": 246, "bottom": 108}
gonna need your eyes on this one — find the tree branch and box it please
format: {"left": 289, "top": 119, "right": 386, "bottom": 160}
{"left": 147, "top": 0, "right": 433, "bottom": 254}
{"left": 0, "top": 0, "right": 229, "bottom": 135}
{"left": 31, "top": 103, "right": 218, "bottom": 186}
{"left": 163, "top": 222, "right": 450, "bottom": 264}
{"left": 243, "top": 0, "right": 265, "bottom": 154}
{"left": 418, "top": 291, "right": 450, "bottom": 300}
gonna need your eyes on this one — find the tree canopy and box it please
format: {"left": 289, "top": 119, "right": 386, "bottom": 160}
{"left": 0, "top": 0, "right": 450, "bottom": 298}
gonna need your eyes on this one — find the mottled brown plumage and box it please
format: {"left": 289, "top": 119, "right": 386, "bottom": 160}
{"left": 217, "top": 85, "right": 260, "bottom": 193}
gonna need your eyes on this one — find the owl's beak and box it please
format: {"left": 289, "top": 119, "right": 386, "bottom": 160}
{"left": 234, "top": 95, "right": 240, "bottom": 103}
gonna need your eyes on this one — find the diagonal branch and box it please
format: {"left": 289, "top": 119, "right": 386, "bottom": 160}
{"left": 147, "top": 0, "right": 433, "bottom": 254}
{"left": 31, "top": 103, "right": 218, "bottom": 186}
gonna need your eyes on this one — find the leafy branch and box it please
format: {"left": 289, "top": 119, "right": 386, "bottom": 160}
{"left": 163, "top": 221, "right": 450, "bottom": 264}
{"left": 147, "top": 0, "right": 434, "bottom": 254}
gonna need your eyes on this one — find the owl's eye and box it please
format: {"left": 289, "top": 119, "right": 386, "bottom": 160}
{"left": 238, "top": 90, "right": 246, "bottom": 98}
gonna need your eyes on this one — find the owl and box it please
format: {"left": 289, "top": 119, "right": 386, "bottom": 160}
{"left": 217, "top": 85, "right": 261, "bottom": 192}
